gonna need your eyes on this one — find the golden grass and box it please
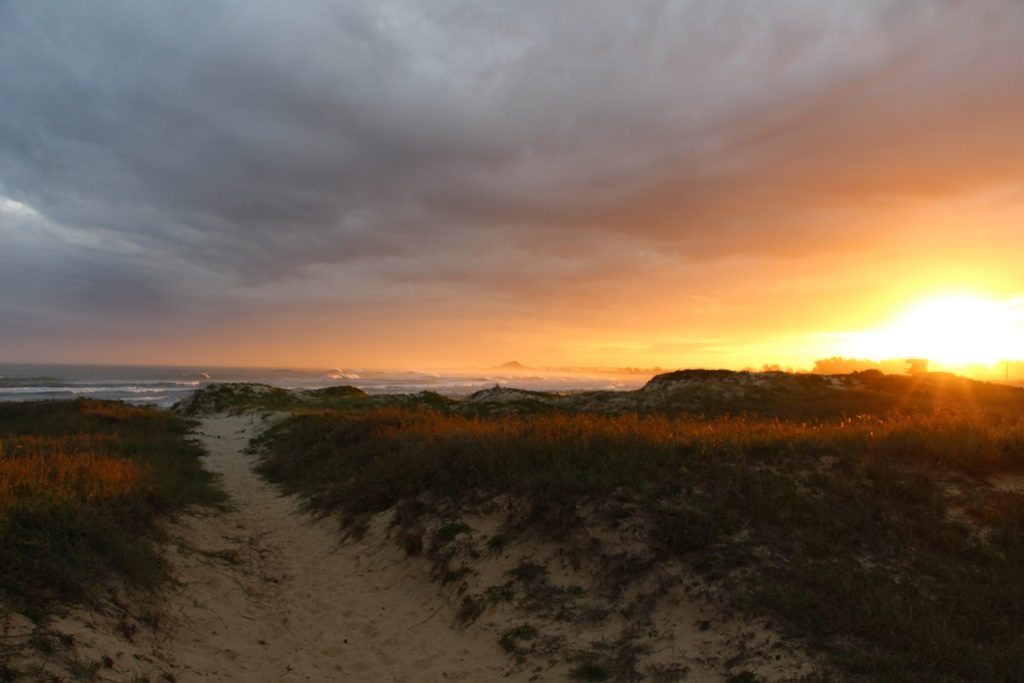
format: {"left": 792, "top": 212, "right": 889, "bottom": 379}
{"left": 0, "top": 399, "right": 223, "bottom": 625}
{"left": 79, "top": 401, "right": 148, "bottom": 421}
{"left": 311, "top": 407, "right": 1024, "bottom": 471}
{"left": 0, "top": 436, "right": 150, "bottom": 517}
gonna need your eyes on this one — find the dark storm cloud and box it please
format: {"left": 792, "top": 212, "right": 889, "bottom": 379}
{"left": 1, "top": 0, "right": 1022, "bottom": 328}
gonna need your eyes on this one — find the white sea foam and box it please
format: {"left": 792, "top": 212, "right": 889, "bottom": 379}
{"left": 0, "top": 387, "right": 82, "bottom": 394}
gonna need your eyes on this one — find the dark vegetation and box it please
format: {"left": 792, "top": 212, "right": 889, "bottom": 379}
{"left": 638, "top": 369, "right": 1024, "bottom": 419}
{"left": 176, "top": 381, "right": 454, "bottom": 416}
{"left": 0, "top": 400, "right": 223, "bottom": 619}
{"left": 229, "top": 370, "right": 1024, "bottom": 682}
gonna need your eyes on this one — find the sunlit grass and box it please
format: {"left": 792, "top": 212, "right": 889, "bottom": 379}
{"left": 0, "top": 445, "right": 150, "bottom": 515}
{"left": 0, "top": 400, "right": 223, "bottom": 619}
{"left": 256, "top": 408, "right": 1024, "bottom": 515}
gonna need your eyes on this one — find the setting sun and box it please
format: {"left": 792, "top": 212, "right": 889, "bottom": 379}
{"left": 849, "top": 295, "right": 1024, "bottom": 366}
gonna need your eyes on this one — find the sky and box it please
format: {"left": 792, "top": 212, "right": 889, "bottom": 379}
{"left": 1, "top": 0, "right": 1023, "bottom": 370}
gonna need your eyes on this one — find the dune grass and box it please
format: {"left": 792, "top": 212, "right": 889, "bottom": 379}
{"left": 174, "top": 380, "right": 457, "bottom": 416}
{"left": 256, "top": 407, "right": 1024, "bottom": 681}
{"left": 0, "top": 399, "right": 223, "bottom": 619}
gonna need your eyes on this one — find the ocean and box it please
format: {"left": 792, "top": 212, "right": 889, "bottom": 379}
{"left": 0, "top": 364, "right": 647, "bottom": 408}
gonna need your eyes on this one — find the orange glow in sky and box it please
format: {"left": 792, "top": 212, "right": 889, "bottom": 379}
{"left": 1, "top": 3, "right": 1023, "bottom": 375}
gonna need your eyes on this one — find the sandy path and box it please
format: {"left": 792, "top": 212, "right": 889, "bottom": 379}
{"left": 38, "top": 413, "right": 512, "bottom": 682}
{"left": 160, "top": 413, "right": 513, "bottom": 681}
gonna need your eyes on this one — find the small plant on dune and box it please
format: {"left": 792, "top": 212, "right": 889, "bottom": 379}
{"left": 457, "top": 594, "right": 485, "bottom": 624}
{"left": 500, "top": 623, "right": 542, "bottom": 664}
{"left": 507, "top": 560, "right": 547, "bottom": 584}
{"left": 569, "top": 661, "right": 611, "bottom": 682}
{"left": 499, "top": 623, "right": 539, "bottom": 654}
{"left": 434, "top": 521, "right": 472, "bottom": 543}
{"left": 484, "top": 581, "right": 515, "bottom": 604}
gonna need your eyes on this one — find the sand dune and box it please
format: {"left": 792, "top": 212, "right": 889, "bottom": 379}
{"left": 6, "top": 412, "right": 818, "bottom": 681}
{"left": 17, "top": 414, "right": 513, "bottom": 681}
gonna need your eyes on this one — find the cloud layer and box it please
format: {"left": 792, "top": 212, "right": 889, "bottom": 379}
{"left": 2, "top": 1, "right": 1022, "bottom": 366}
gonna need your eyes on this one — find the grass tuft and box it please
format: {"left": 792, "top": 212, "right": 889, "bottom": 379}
{"left": 569, "top": 662, "right": 611, "bottom": 681}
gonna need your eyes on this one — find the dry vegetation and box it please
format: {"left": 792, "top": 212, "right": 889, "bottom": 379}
{"left": 249, "top": 390, "right": 1024, "bottom": 681}
{"left": 0, "top": 399, "right": 223, "bottom": 680}
{"left": 0, "top": 437, "right": 149, "bottom": 514}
